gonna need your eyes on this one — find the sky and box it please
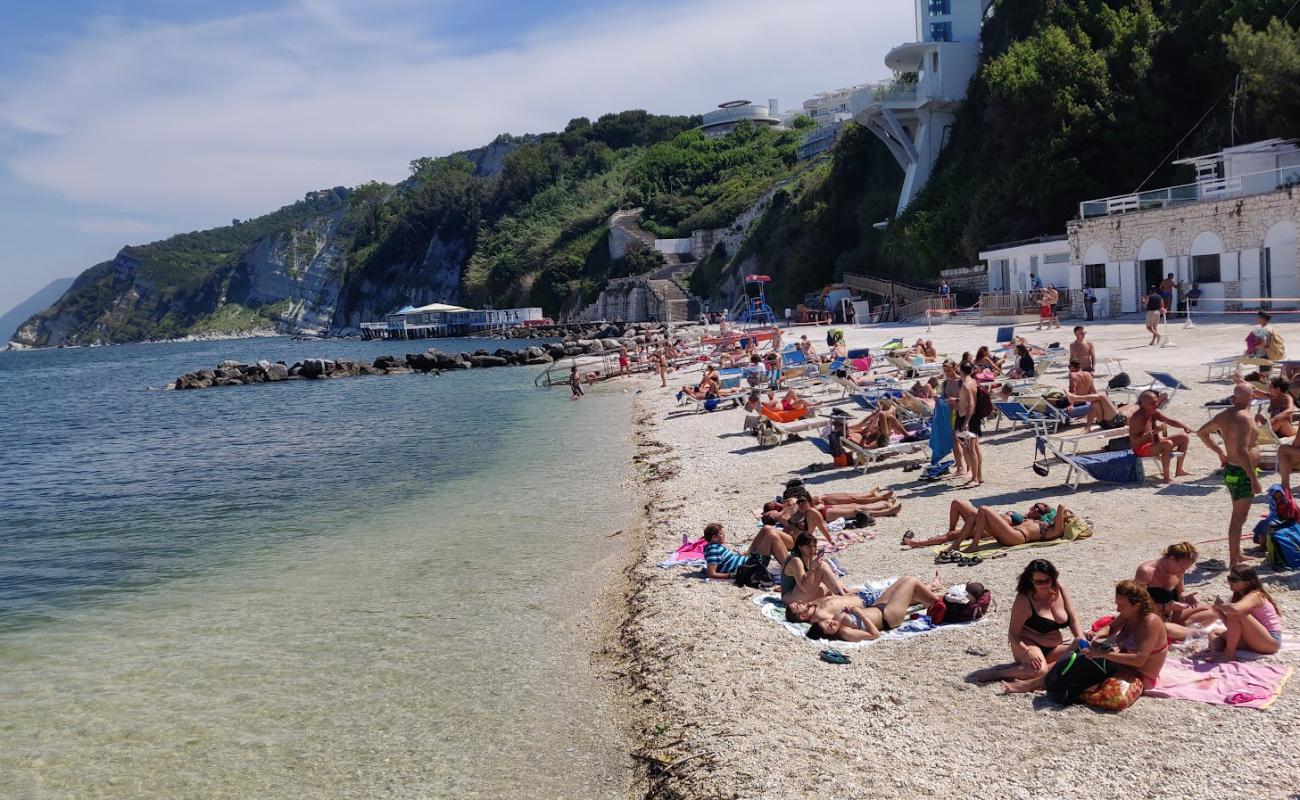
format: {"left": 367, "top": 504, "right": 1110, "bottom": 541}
{"left": 0, "top": 0, "right": 914, "bottom": 312}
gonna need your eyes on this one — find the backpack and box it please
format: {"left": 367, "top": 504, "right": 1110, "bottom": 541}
{"left": 754, "top": 419, "right": 781, "bottom": 448}
{"left": 973, "top": 385, "right": 993, "bottom": 421}
{"left": 1267, "top": 329, "right": 1287, "bottom": 361}
{"left": 928, "top": 583, "right": 992, "bottom": 624}
{"left": 1265, "top": 523, "right": 1300, "bottom": 569}
{"left": 1044, "top": 650, "right": 1112, "bottom": 705}
{"left": 1108, "top": 372, "right": 1131, "bottom": 390}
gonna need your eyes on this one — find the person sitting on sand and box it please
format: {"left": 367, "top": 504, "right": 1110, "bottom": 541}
{"left": 795, "top": 575, "right": 947, "bottom": 642}
{"left": 1128, "top": 389, "right": 1194, "bottom": 482}
{"left": 973, "top": 346, "right": 1003, "bottom": 374}
{"left": 971, "top": 559, "right": 1082, "bottom": 684}
{"left": 1205, "top": 566, "right": 1283, "bottom": 661}
{"left": 901, "top": 499, "right": 1069, "bottom": 553}
{"left": 846, "top": 399, "right": 909, "bottom": 449}
{"left": 701, "top": 522, "right": 791, "bottom": 582}
{"left": 1133, "top": 542, "right": 1217, "bottom": 640}
{"left": 1008, "top": 344, "right": 1036, "bottom": 379}
{"left": 1006, "top": 580, "right": 1168, "bottom": 693}
{"left": 780, "top": 533, "right": 849, "bottom": 604}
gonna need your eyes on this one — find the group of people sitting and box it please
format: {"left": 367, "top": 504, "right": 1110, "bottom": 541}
{"left": 970, "top": 545, "right": 1283, "bottom": 695}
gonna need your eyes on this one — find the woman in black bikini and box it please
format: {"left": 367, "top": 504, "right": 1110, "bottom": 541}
{"left": 790, "top": 575, "right": 946, "bottom": 643}
{"left": 1133, "top": 542, "right": 1217, "bottom": 639}
{"left": 780, "top": 533, "right": 849, "bottom": 604}
{"left": 971, "top": 560, "right": 1081, "bottom": 683}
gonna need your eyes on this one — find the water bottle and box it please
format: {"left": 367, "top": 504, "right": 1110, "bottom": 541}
{"left": 1185, "top": 622, "right": 1207, "bottom": 652}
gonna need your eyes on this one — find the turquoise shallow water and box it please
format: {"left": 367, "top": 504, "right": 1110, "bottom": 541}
{"left": 0, "top": 338, "right": 635, "bottom": 798}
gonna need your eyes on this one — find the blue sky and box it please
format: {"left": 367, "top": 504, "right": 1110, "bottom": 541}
{"left": 0, "top": 0, "right": 912, "bottom": 313}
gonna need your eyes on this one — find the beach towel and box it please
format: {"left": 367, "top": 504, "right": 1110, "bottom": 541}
{"left": 752, "top": 580, "right": 987, "bottom": 650}
{"left": 1144, "top": 657, "right": 1294, "bottom": 710}
{"left": 930, "top": 397, "right": 953, "bottom": 465}
{"left": 930, "top": 536, "right": 1072, "bottom": 556}
{"left": 657, "top": 537, "right": 708, "bottom": 568}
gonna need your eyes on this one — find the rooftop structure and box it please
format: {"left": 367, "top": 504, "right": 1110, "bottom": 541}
{"left": 361, "top": 304, "right": 544, "bottom": 340}
{"left": 801, "top": 85, "right": 868, "bottom": 127}
{"left": 698, "top": 99, "right": 782, "bottom": 138}
{"left": 850, "top": 0, "right": 993, "bottom": 217}
{"left": 1079, "top": 138, "right": 1300, "bottom": 219}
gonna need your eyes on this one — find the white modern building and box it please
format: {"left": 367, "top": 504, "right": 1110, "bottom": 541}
{"left": 980, "top": 236, "right": 1072, "bottom": 293}
{"left": 361, "top": 303, "right": 545, "bottom": 339}
{"left": 851, "top": 0, "right": 993, "bottom": 217}
{"left": 698, "top": 100, "right": 783, "bottom": 138}
{"left": 1068, "top": 138, "right": 1300, "bottom": 318}
{"left": 796, "top": 84, "right": 869, "bottom": 160}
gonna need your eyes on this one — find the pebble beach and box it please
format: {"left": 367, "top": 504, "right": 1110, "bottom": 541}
{"left": 619, "top": 315, "right": 1300, "bottom": 800}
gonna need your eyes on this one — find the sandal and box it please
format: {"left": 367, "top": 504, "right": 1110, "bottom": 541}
{"left": 819, "top": 649, "right": 851, "bottom": 665}
{"left": 901, "top": 530, "right": 917, "bottom": 545}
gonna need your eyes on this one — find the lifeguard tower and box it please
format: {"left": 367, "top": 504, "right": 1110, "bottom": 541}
{"left": 734, "top": 274, "right": 778, "bottom": 327}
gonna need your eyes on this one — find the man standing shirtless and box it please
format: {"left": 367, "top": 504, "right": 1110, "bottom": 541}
{"left": 1128, "top": 389, "right": 1193, "bottom": 482}
{"left": 1198, "top": 383, "right": 1262, "bottom": 568}
{"left": 1068, "top": 326, "right": 1096, "bottom": 372}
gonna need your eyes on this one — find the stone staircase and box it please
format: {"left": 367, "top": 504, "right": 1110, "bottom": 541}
{"left": 649, "top": 278, "right": 700, "bottom": 323}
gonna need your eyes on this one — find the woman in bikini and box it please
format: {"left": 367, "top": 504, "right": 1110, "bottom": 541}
{"left": 901, "top": 499, "right": 1068, "bottom": 553}
{"left": 1007, "top": 580, "right": 1169, "bottom": 693}
{"left": 974, "top": 345, "right": 1004, "bottom": 373}
{"left": 780, "top": 533, "right": 849, "bottom": 604}
{"left": 846, "top": 399, "right": 909, "bottom": 448}
{"left": 778, "top": 493, "right": 838, "bottom": 546}
{"left": 1206, "top": 566, "right": 1284, "bottom": 661}
{"left": 764, "top": 488, "right": 901, "bottom": 526}
{"left": 790, "top": 575, "right": 946, "bottom": 642}
{"left": 1133, "top": 542, "right": 1217, "bottom": 639}
{"left": 971, "top": 559, "right": 1082, "bottom": 683}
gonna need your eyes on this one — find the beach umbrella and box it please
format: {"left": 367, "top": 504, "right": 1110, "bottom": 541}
{"left": 930, "top": 396, "right": 953, "bottom": 465}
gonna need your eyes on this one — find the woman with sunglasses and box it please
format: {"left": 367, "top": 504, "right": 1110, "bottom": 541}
{"left": 789, "top": 575, "right": 946, "bottom": 642}
{"left": 901, "top": 499, "right": 1068, "bottom": 552}
{"left": 1206, "top": 566, "right": 1283, "bottom": 661}
{"left": 971, "top": 559, "right": 1081, "bottom": 683}
{"left": 780, "top": 533, "right": 849, "bottom": 605}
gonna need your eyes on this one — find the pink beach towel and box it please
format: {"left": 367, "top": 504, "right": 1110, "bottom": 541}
{"left": 657, "top": 537, "right": 709, "bottom": 568}
{"left": 1144, "top": 657, "right": 1294, "bottom": 710}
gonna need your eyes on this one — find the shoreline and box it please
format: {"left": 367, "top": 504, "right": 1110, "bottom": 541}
{"left": 615, "top": 316, "right": 1299, "bottom": 800}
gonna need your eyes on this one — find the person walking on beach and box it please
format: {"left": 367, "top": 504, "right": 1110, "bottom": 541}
{"left": 1127, "top": 389, "right": 1193, "bottom": 483}
{"left": 618, "top": 345, "right": 630, "bottom": 378}
{"left": 569, "top": 365, "right": 584, "bottom": 400}
{"left": 1046, "top": 285, "right": 1062, "bottom": 329}
{"left": 1198, "top": 384, "right": 1261, "bottom": 569}
{"left": 1144, "top": 285, "right": 1165, "bottom": 345}
{"left": 655, "top": 348, "right": 668, "bottom": 388}
{"left": 955, "top": 361, "right": 984, "bottom": 486}
{"left": 1069, "top": 326, "right": 1096, "bottom": 372}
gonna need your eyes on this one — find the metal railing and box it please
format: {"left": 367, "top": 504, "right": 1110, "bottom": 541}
{"left": 842, "top": 272, "right": 935, "bottom": 306}
{"left": 1080, "top": 164, "right": 1300, "bottom": 219}
{"left": 978, "top": 292, "right": 1042, "bottom": 318}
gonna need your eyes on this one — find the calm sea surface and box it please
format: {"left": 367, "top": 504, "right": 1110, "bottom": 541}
{"left": 0, "top": 337, "right": 635, "bottom": 799}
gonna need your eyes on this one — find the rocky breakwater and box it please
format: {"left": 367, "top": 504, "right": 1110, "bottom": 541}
{"left": 170, "top": 344, "right": 558, "bottom": 390}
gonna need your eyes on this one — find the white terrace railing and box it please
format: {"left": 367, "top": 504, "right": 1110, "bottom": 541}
{"left": 1079, "top": 164, "right": 1300, "bottom": 219}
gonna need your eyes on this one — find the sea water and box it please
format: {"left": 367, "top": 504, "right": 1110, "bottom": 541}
{"left": 0, "top": 338, "right": 634, "bottom": 798}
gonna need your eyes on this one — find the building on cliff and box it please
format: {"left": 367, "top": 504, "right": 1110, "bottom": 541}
{"left": 850, "top": 0, "right": 993, "bottom": 218}
{"left": 697, "top": 100, "right": 783, "bottom": 138}
{"left": 361, "top": 303, "right": 546, "bottom": 340}
{"left": 1059, "top": 138, "right": 1300, "bottom": 319}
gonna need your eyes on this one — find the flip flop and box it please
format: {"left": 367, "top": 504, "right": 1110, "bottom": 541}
{"left": 901, "top": 530, "right": 917, "bottom": 544}
{"left": 819, "top": 649, "right": 851, "bottom": 665}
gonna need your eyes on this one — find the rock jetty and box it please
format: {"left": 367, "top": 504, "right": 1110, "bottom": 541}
{"left": 169, "top": 322, "right": 698, "bottom": 390}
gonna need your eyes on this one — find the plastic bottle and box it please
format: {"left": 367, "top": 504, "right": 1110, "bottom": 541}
{"left": 1185, "top": 622, "right": 1207, "bottom": 652}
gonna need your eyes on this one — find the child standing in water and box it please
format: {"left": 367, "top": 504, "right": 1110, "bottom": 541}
{"left": 570, "top": 365, "right": 584, "bottom": 400}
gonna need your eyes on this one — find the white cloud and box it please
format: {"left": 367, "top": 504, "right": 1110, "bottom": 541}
{"left": 0, "top": 0, "right": 913, "bottom": 226}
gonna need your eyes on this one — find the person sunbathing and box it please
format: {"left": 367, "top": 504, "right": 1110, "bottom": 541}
{"left": 701, "top": 522, "right": 791, "bottom": 581}
{"left": 1007, "top": 581, "right": 1168, "bottom": 693}
{"left": 1128, "top": 388, "right": 1194, "bottom": 482}
{"left": 1205, "top": 566, "right": 1283, "bottom": 661}
{"left": 971, "top": 559, "right": 1082, "bottom": 684}
{"left": 974, "top": 346, "right": 1003, "bottom": 373}
{"left": 795, "top": 575, "right": 946, "bottom": 642}
{"left": 901, "top": 499, "right": 1068, "bottom": 553}
{"left": 680, "top": 383, "right": 740, "bottom": 401}
{"left": 775, "top": 492, "right": 838, "bottom": 546}
{"left": 846, "top": 399, "right": 909, "bottom": 448}
{"left": 1133, "top": 541, "right": 1217, "bottom": 640}
{"left": 780, "top": 533, "right": 849, "bottom": 604}
{"left": 1252, "top": 377, "right": 1297, "bottom": 438}
{"left": 764, "top": 490, "right": 900, "bottom": 524}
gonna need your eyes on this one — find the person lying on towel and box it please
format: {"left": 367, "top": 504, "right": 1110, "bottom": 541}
{"left": 901, "top": 499, "right": 1070, "bottom": 554}
{"left": 788, "top": 575, "right": 946, "bottom": 642}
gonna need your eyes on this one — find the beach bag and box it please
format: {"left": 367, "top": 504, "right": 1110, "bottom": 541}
{"left": 1105, "top": 435, "right": 1132, "bottom": 452}
{"left": 1044, "top": 650, "right": 1111, "bottom": 705}
{"left": 1275, "top": 486, "right": 1300, "bottom": 523}
{"left": 1108, "top": 372, "right": 1131, "bottom": 390}
{"left": 755, "top": 419, "right": 781, "bottom": 448}
{"left": 1265, "top": 523, "right": 1300, "bottom": 569}
{"left": 973, "top": 386, "right": 993, "bottom": 421}
{"left": 733, "top": 555, "right": 774, "bottom": 589}
{"left": 929, "top": 583, "right": 991, "bottom": 625}
{"left": 1080, "top": 677, "right": 1143, "bottom": 711}
{"left": 1267, "top": 330, "right": 1287, "bottom": 361}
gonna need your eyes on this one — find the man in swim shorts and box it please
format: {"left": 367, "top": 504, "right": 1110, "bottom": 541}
{"left": 1198, "top": 383, "right": 1261, "bottom": 569}
{"left": 1127, "top": 389, "right": 1193, "bottom": 483}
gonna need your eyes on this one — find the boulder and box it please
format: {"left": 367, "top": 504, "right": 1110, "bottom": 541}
{"left": 473, "top": 348, "right": 490, "bottom": 357}
{"left": 564, "top": 345, "right": 585, "bottom": 357}
{"left": 301, "top": 358, "right": 331, "bottom": 379}
{"left": 373, "top": 354, "right": 401, "bottom": 370}
{"left": 584, "top": 342, "right": 605, "bottom": 355}
{"left": 264, "top": 363, "right": 289, "bottom": 381}
{"left": 218, "top": 360, "right": 243, "bottom": 369}
{"left": 493, "top": 347, "right": 515, "bottom": 359}
{"left": 525, "top": 354, "right": 553, "bottom": 365}
{"left": 406, "top": 352, "right": 439, "bottom": 372}
{"left": 470, "top": 355, "right": 509, "bottom": 368}
{"left": 546, "top": 344, "right": 567, "bottom": 360}
{"left": 601, "top": 338, "right": 621, "bottom": 351}
{"left": 525, "top": 346, "right": 545, "bottom": 360}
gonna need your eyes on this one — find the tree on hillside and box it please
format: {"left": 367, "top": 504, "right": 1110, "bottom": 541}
{"left": 1226, "top": 18, "right": 1300, "bottom": 138}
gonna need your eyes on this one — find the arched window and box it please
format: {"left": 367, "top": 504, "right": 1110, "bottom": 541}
{"left": 1190, "top": 231, "right": 1225, "bottom": 283}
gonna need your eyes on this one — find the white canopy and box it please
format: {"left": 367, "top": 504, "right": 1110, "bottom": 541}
{"left": 403, "top": 302, "right": 469, "bottom": 314}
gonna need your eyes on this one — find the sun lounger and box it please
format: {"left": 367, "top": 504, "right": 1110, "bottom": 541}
{"left": 678, "top": 393, "right": 741, "bottom": 413}
{"left": 840, "top": 432, "right": 929, "bottom": 471}
{"left": 992, "top": 400, "right": 1064, "bottom": 435}
{"left": 1034, "top": 435, "right": 1145, "bottom": 490}
{"left": 1206, "top": 356, "right": 1273, "bottom": 382}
